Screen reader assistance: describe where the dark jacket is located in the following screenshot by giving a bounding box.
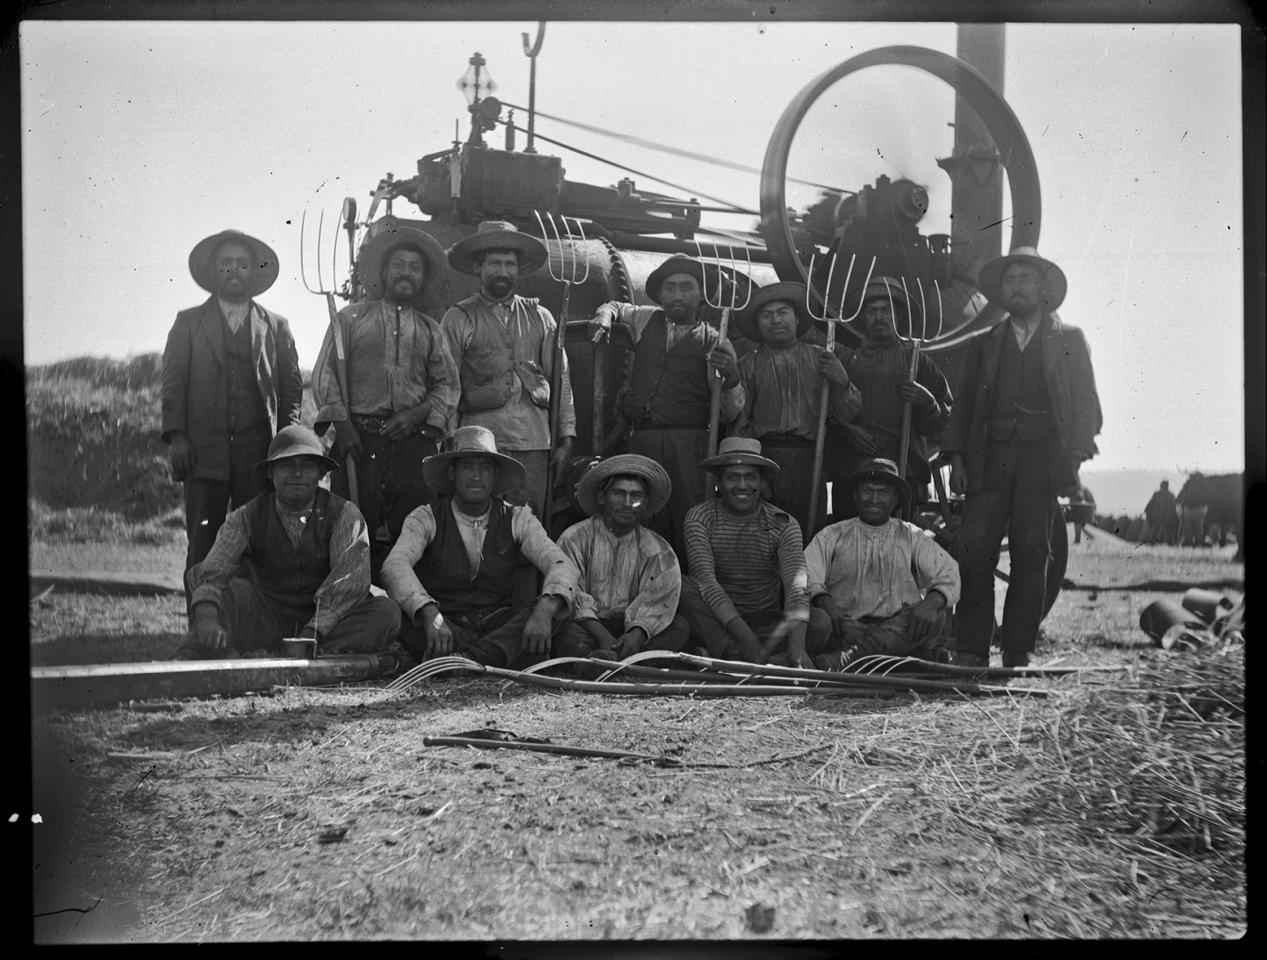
[161,297,303,481]
[941,313,1101,496]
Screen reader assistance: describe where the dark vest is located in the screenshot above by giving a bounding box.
[414,496,522,616]
[245,488,345,625]
[988,326,1052,442]
[622,312,714,428]
[224,313,269,434]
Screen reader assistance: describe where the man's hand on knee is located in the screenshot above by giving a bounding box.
[190,602,229,654]
[909,592,947,644]
[524,596,565,656]
[419,603,454,658]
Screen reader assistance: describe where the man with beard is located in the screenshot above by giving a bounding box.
[677,438,836,668]
[381,426,580,668]
[442,221,575,517]
[313,224,460,572]
[943,247,1102,667]
[555,455,690,661]
[177,426,402,659]
[834,276,953,517]
[805,459,960,668]
[588,255,745,560]
[162,229,303,579]
[733,281,861,538]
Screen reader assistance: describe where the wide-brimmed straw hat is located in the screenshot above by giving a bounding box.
[254,425,339,480]
[840,457,910,507]
[446,220,548,277]
[421,425,527,496]
[188,229,280,297]
[356,222,450,313]
[977,245,1067,312]
[697,437,780,476]
[644,255,720,305]
[574,454,672,520]
[735,281,813,343]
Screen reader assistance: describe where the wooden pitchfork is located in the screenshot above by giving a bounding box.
[695,239,752,498]
[804,251,875,534]
[892,275,945,511]
[533,210,591,520]
[300,206,359,506]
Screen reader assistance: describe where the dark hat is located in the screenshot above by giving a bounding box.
[736,281,813,343]
[421,425,527,496]
[574,454,672,520]
[697,437,780,476]
[189,229,280,297]
[254,425,339,480]
[977,245,1067,312]
[644,255,719,305]
[356,222,451,313]
[841,457,910,507]
[839,275,911,338]
[446,220,549,277]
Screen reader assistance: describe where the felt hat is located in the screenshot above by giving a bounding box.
[977,245,1068,312]
[421,425,527,496]
[735,281,813,343]
[644,255,719,305]
[355,223,450,313]
[840,457,911,507]
[188,229,280,297]
[574,454,672,520]
[835,275,912,337]
[445,220,548,276]
[697,437,780,476]
[254,425,339,480]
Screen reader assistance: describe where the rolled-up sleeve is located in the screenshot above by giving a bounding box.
[803,526,837,603]
[418,314,461,436]
[557,524,600,621]
[511,506,579,608]
[623,541,681,639]
[381,505,440,622]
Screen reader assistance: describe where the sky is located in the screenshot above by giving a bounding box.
[18,17,1247,475]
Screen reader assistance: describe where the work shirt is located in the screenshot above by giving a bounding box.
[736,341,861,439]
[188,493,372,639]
[804,517,960,620]
[218,298,250,335]
[683,498,811,625]
[557,515,681,639]
[441,293,576,451]
[381,498,579,623]
[313,299,459,433]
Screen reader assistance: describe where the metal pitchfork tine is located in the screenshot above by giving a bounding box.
[893,275,944,508]
[695,239,752,493]
[301,208,359,506]
[804,251,875,534]
[533,210,591,522]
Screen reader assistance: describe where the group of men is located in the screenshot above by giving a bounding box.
[163,221,1101,671]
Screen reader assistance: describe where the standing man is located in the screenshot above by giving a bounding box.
[442,221,575,517]
[162,229,303,580]
[733,281,861,538]
[1144,479,1179,545]
[805,459,960,668]
[678,438,836,668]
[588,255,745,559]
[555,454,690,661]
[943,247,1102,668]
[1070,483,1096,545]
[178,426,401,659]
[380,426,579,668]
[835,276,953,517]
[313,224,460,570]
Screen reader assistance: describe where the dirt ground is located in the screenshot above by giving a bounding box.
[28,538,1245,942]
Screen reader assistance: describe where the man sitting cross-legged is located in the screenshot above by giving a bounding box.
[804,458,960,669]
[555,454,691,662]
[381,426,579,668]
[677,437,836,668]
[178,425,402,659]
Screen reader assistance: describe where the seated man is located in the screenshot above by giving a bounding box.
[555,454,690,661]
[381,425,579,668]
[805,458,960,668]
[179,425,402,659]
[678,437,836,668]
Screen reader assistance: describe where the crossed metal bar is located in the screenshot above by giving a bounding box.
[889,275,945,485]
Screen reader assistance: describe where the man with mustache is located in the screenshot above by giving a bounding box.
[943,247,1102,668]
[733,281,861,538]
[162,229,303,585]
[441,221,575,518]
[177,426,402,659]
[381,426,580,667]
[313,224,460,574]
[677,438,836,668]
[588,255,745,560]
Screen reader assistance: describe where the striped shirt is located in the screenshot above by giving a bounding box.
[683,498,811,625]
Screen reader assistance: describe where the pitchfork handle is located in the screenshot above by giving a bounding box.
[706,308,731,461]
[544,283,570,520]
[896,341,921,518]
[323,293,359,507]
